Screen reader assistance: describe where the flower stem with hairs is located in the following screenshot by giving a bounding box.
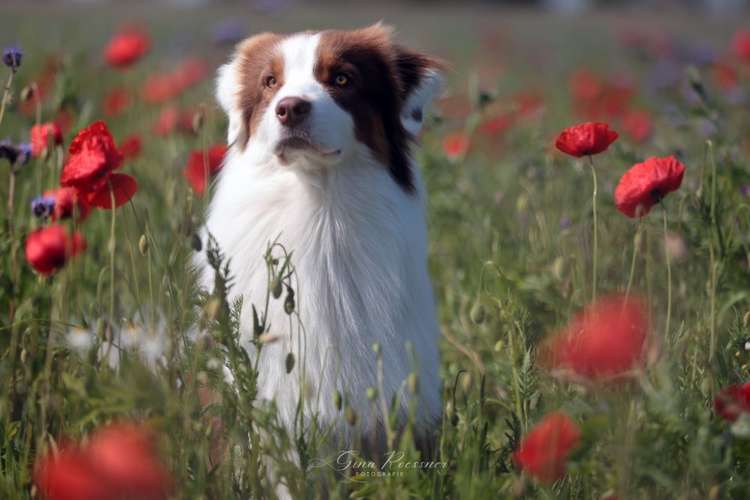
[587,155,598,301]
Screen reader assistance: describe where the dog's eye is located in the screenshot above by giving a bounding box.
[334,73,350,87]
[264,75,278,88]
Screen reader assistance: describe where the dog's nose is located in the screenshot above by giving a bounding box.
[275,97,311,127]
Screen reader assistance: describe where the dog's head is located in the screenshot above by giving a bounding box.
[216,24,443,192]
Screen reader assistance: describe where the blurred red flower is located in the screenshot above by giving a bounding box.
[30,122,63,157]
[25,225,86,276]
[183,144,228,195]
[621,109,652,144]
[35,422,173,500]
[514,412,581,484]
[19,56,61,117]
[43,187,90,222]
[541,294,650,381]
[442,132,470,159]
[119,134,142,160]
[555,122,618,158]
[614,156,685,218]
[104,26,150,68]
[570,69,603,103]
[142,58,209,104]
[103,87,130,116]
[731,29,750,62]
[713,62,739,92]
[714,382,750,422]
[479,113,514,137]
[60,121,137,209]
[154,106,179,136]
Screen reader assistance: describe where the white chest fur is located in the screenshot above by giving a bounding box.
[197,149,441,444]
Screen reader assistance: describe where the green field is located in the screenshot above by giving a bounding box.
[2,2,750,499]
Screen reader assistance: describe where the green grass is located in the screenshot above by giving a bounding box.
[2,3,750,499]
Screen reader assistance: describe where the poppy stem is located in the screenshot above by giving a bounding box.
[624,216,643,301]
[0,70,15,128]
[108,182,116,338]
[587,155,598,301]
[662,204,672,342]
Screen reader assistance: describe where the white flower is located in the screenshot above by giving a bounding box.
[65,327,94,356]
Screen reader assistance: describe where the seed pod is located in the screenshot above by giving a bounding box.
[333,390,343,411]
[138,234,149,256]
[191,110,205,134]
[372,342,381,356]
[285,352,295,373]
[366,387,377,401]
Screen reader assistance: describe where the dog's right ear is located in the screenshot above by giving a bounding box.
[216,32,281,147]
[215,60,244,146]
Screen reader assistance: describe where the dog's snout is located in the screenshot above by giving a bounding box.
[275,97,311,127]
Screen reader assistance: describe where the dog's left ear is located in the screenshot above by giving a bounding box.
[394,47,444,136]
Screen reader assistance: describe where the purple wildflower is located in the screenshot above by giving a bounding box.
[2,46,22,71]
[31,195,55,218]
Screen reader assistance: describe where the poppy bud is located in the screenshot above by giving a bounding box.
[285,352,295,373]
[191,111,204,134]
[138,234,148,255]
[252,305,263,336]
[20,84,34,102]
[366,387,377,401]
[372,342,381,356]
[284,292,295,315]
[470,300,486,325]
[345,405,357,426]
[333,390,342,411]
[271,278,282,299]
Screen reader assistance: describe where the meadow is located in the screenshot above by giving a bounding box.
[2,2,750,498]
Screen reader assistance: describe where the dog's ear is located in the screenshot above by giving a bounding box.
[216,32,280,147]
[215,60,244,146]
[394,47,444,136]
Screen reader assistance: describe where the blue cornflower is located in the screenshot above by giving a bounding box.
[2,46,22,72]
[31,195,55,218]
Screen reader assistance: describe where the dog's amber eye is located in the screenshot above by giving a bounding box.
[334,73,349,87]
[264,75,277,88]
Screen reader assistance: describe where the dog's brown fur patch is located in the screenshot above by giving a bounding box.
[236,32,286,146]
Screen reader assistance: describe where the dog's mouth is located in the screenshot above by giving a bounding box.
[274,135,341,164]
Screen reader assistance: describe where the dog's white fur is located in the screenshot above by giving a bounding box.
[197,32,443,447]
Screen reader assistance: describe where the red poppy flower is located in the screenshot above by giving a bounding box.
[514,412,581,484]
[442,132,470,159]
[714,382,750,422]
[622,109,652,144]
[30,122,63,157]
[34,422,173,500]
[25,225,86,276]
[614,156,685,218]
[731,29,750,62]
[60,121,137,209]
[104,27,150,68]
[183,144,228,195]
[43,187,90,221]
[119,134,142,160]
[555,122,618,158]
[103,87,130,116]
[541,294,650,381]
[514,91,544,118]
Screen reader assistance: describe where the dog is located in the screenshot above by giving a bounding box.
[197,23,443,458]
